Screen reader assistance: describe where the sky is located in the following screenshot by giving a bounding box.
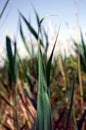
[0,0,86,65]
[0,0,86,40]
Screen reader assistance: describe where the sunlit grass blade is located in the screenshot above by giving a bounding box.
[66,72,76,130]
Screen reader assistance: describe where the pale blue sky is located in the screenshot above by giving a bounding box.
[0,0,86,44]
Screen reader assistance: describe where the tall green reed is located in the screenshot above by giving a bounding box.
[36,17,60,130]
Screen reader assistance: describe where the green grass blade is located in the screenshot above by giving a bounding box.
[73,107,78,130]
[19,12,38,39]
[80,31,86,67]
[33,7,40,27]
[6,36,13,67]
[13,40,18,85]
[17,52,34,90]
[6,36,18,87]
[36,19,52,130]
[31,44,35,57]
[78,109,86,130]
[6,36,14,86]
[19,12,44,47]
[80,31,86,56]
[25,71,34,91]
[19,19,32,57]
[24,83,33,99]
[0,0,10,19]
[73,31,86,71]
[33,8,44,42]
[43,28,49,53]
[46,26,60,87]
[66,72,76,130]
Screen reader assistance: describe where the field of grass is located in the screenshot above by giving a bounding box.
[0,3,86,130]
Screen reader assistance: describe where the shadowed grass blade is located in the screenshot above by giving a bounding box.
[33,7,40,27]
[66,72,76,130]
[0,0,10,19]
[19,12,44,47]
[0,76,8,92]
[54,108,65,130]
[80,31,86,67]
[19,19,32,58]
[0,93,14,109]
[6,36,13,67]
[1,122,12,130]
[46,26,60,88]
[6,36,18,87]
[78,109,86,130]
[6,36,14,87]
[17,52,34,91]
[81,31,86,57]
[43,28,49,53]
[73,31,86,71]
